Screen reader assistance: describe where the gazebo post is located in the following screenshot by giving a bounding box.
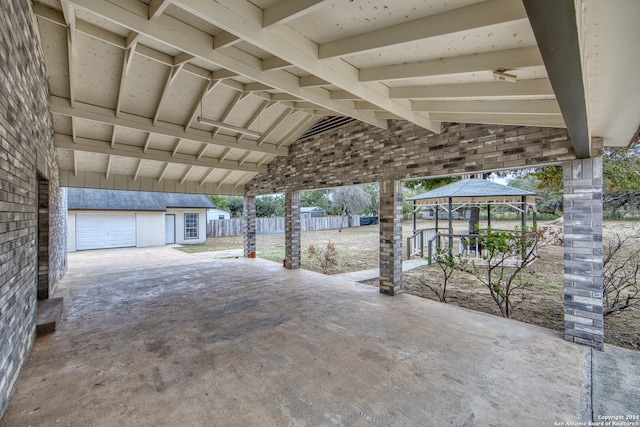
[435,206,439,232]
[448,197,453,250]
[487,203,491,228]
[412,200,416,233]
[521,196,527,229]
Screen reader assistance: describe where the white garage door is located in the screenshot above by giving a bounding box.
[76,213,136,250]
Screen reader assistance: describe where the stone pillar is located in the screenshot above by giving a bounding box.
[243,195,256,257]
[285,191,301,269]
[379,179,403,295]
[563,156,604,350]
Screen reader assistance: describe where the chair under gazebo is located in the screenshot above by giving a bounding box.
[406,179,539,265]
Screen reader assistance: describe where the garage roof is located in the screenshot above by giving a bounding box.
[32,0,640,194]
[67,188,216,211]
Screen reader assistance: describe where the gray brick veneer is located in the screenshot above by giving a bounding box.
[563,156,604,350]
[243,196,256,257]
[1,0,68,416]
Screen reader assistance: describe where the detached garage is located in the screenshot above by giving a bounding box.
[67,188,216,252]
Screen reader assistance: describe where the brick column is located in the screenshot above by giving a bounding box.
[243,195,256,257]
[285,191,301,269]
[379,179,403,295]
[563,156,604,350]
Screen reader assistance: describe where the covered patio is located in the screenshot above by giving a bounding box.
[0,247,607,425]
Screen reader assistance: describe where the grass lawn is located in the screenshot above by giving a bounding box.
[176,219,639,350]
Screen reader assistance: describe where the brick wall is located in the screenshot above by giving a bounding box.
[247,120,576,195]
[0,0,67,416]
[563,157,604,350]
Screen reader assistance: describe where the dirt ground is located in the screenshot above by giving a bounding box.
[178,220,639,350]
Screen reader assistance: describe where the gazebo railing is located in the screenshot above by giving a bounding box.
[420,231,536,267]
[406,228,438,259]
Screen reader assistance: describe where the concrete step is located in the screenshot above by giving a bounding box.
[36,297,64,336]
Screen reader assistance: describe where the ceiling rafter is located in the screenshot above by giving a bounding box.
[235,172,256,189]
[236,99,269,143]
[50,96,288,156]
[154,62,186,126]
[213,31,240,49]
[72,149,78,176]
[179,165,194,184]
[208,90,244,138]
[389,79,554,99]
[262,56,291,71]
[171,139,183,157]
[66,0,387,129]
[359,46,544,83]
[115,34,139,117]
[148,0,171,20]
[143,133,152,153]
[216,170,235,186]
[411,99,561,115]
[256,154,272,168]
[157,163,170,183]
[133,159,144,181]
[318,0,527,59]
[262,0,326,29]
[237,151,252,166]
[428,113,565,128]
[276,113,315,149]
[105,155,113,179]
[329,90,358,101]
[219,147,234,162]
[111,126,117,148]
[199,167,216,186]
[173,0,437,131]
[186,79,222,131]
[70,116,77,142]
[257,108,293,146]
[60,1,77,107]
[54,134,269,174]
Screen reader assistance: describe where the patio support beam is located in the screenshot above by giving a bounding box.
[562,155,604,350]
[379,179,403,295]
[284,191,301,269]
[243,195,256,257]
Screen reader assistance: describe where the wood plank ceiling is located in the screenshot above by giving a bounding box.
[31,0,640,195]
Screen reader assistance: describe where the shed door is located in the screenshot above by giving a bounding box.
[165,214,175,244]
[76,213,136,250]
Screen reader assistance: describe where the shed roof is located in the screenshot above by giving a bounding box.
[67,188,216,211]
[301,207,325,213]
[408,179,538,206]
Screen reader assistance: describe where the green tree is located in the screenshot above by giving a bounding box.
[300,189,332,212]
[256,194,285,218]
[227,196,244,218]
[209,195,244,217]
[509,172,563,216]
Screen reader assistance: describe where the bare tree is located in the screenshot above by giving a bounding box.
[331,186,370,231]
[603,227,640,316]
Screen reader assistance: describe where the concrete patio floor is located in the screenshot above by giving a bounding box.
[1,246,636,426]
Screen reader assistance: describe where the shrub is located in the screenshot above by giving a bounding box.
[308,241,339,274]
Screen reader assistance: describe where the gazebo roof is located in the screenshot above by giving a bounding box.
[408,179,538,206]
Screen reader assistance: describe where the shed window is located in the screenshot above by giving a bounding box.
[185,213,198,239]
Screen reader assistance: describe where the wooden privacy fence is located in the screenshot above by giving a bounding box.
[207,215,361,237]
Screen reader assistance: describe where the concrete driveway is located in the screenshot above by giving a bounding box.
[1,246,635,426]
